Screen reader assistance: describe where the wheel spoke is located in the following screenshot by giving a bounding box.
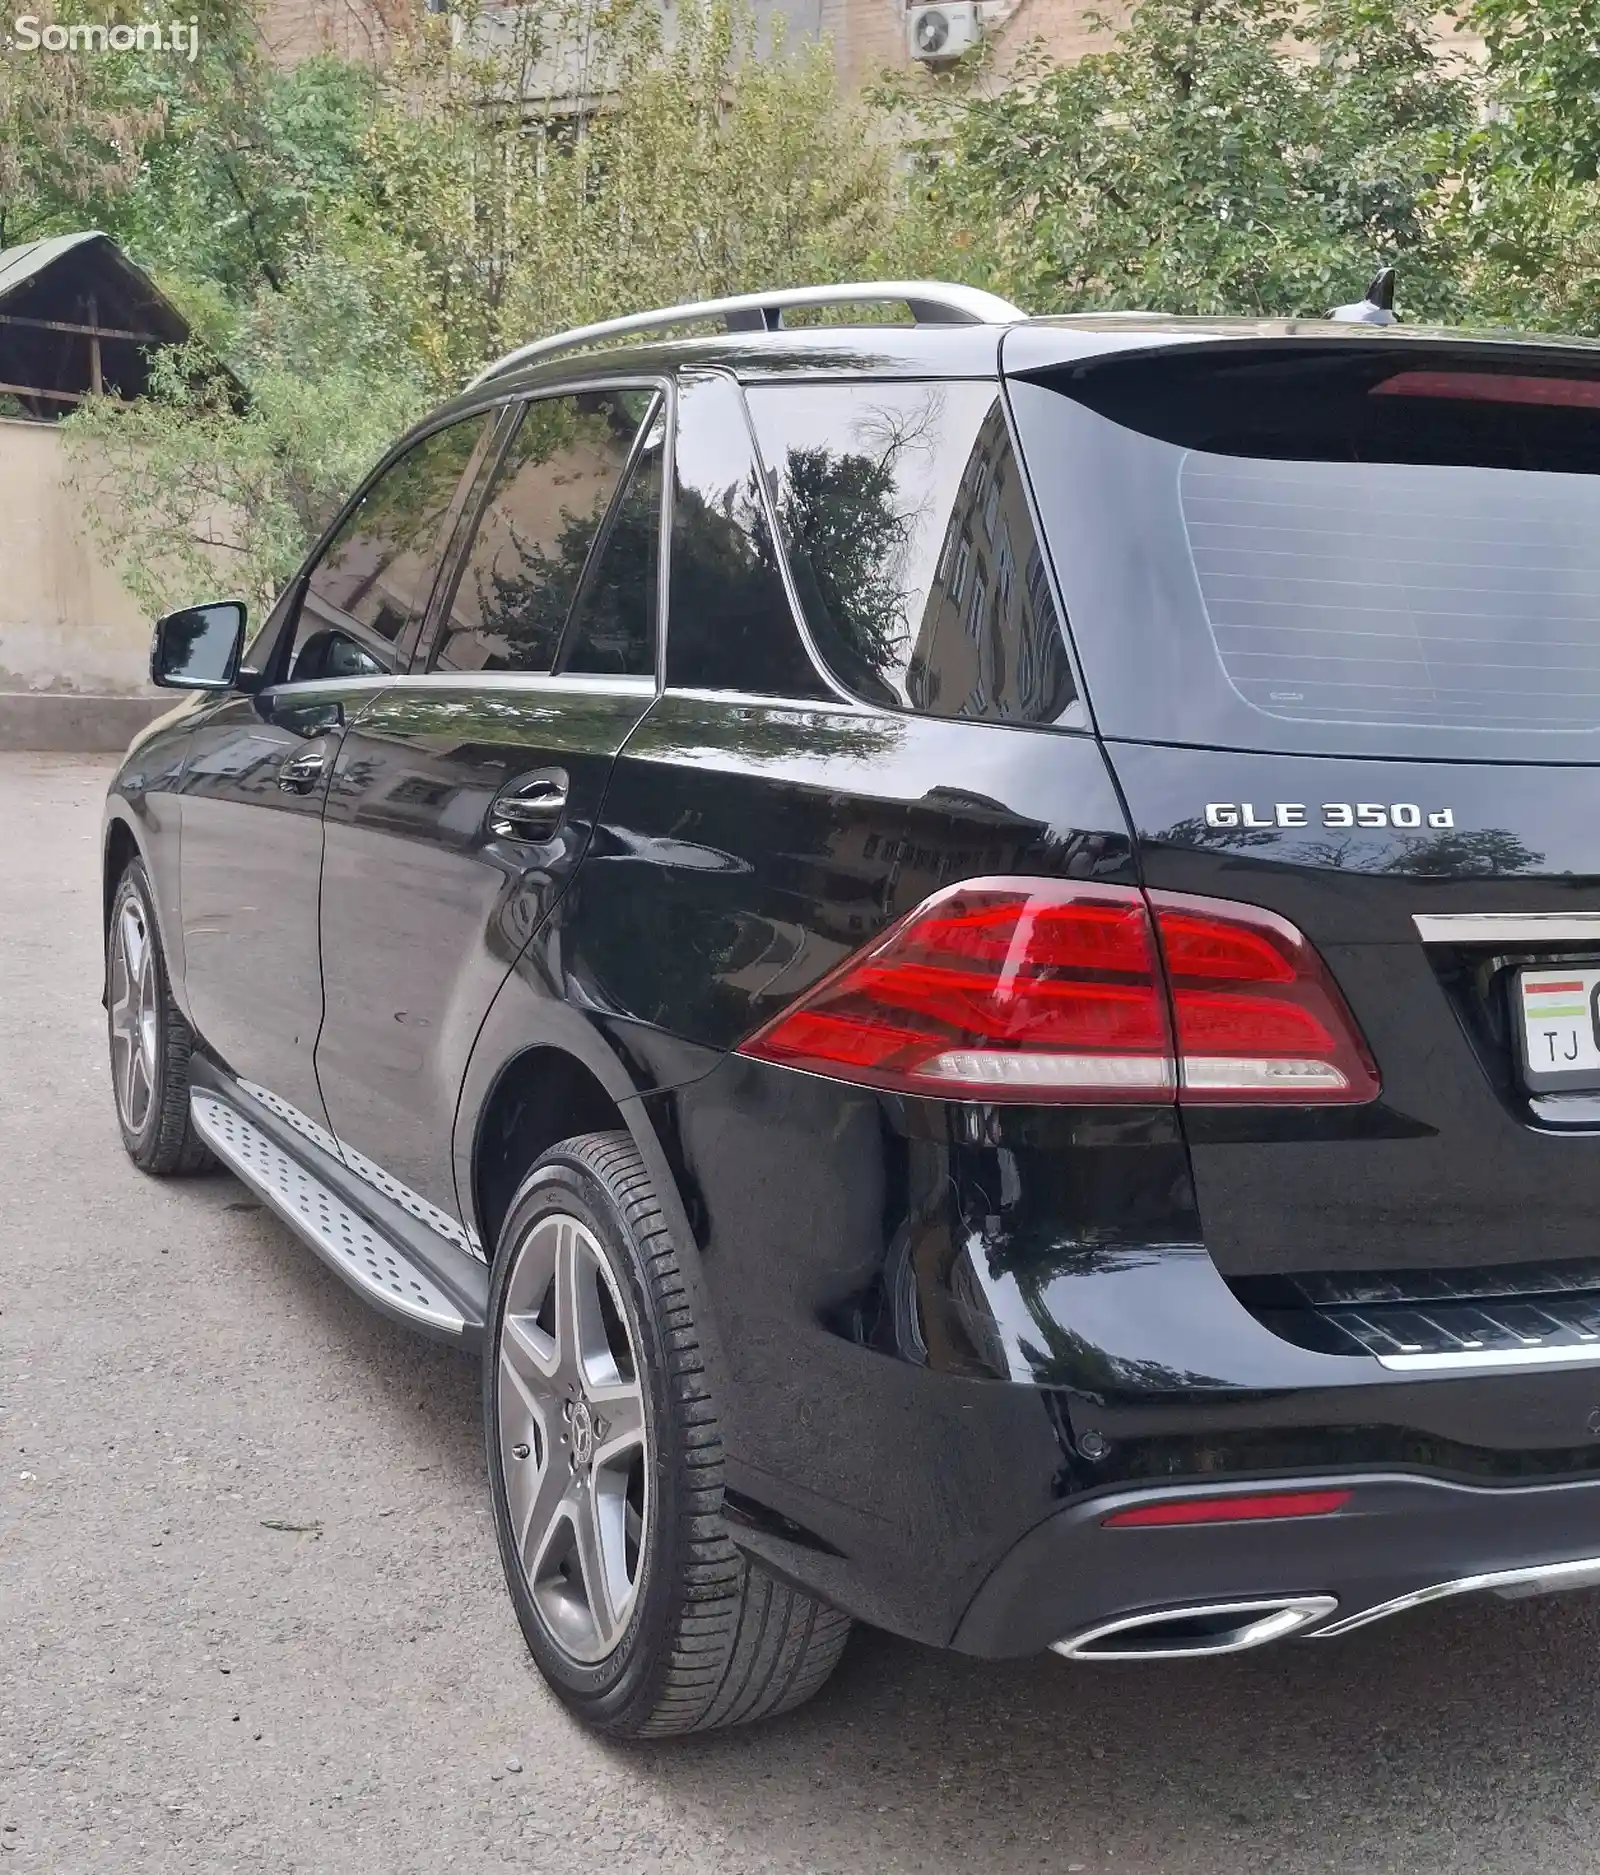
[517,1437,574,1580]
[588,1380,645,1470]
[125,1040,149,1129]
[501,1308,560,1386]
[552,1223,589,1388]
[574,1484,622,1652]
[118,904,146,985]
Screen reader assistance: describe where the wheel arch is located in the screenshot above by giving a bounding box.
[102,812,142,938]
[454,986,730,1395]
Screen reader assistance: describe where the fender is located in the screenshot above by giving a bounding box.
[452,943,731,1397]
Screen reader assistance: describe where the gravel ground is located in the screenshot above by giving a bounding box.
[8,750,1600,1875]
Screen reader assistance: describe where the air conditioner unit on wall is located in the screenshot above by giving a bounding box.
[907,2,982,63]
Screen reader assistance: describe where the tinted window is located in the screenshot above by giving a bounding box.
[432,389,652,675]
[746,382,1079,724]
[561,402,663,678]
[1012,343,1600,759]
[665,373,830,699]
[289,414,492,681]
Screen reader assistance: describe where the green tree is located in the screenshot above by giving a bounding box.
[63,0,920,612]
[895,0,1475,320]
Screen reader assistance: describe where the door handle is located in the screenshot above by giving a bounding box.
[277,745,331,795]
[488,769,569,842]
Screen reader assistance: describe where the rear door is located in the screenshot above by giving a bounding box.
[1007,333,1600,1287]
[312,382,666,1234]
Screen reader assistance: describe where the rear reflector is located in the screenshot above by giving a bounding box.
[737,877,1379,1106]
[1102,1490,1353,1528]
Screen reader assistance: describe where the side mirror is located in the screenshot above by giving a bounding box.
[151,600,247,691]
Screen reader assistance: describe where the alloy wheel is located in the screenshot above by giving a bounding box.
[495,1212,650,1665]
[109,895,158,1137]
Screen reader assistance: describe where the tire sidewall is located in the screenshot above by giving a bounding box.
[108,862,169,1164]
[483,1148,689,1729]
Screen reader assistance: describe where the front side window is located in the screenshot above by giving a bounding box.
[288,414,493,682]
[746,381,1080,725]
[431,388,654,675]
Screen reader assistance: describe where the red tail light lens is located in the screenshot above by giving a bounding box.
[740,882,1175,1100]
[737,877,1379,1106]
[1150,890,1380,1105]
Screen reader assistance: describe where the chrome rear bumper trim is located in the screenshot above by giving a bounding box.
[1377,1342,1600,1372]
[1316,1554,1600,1637]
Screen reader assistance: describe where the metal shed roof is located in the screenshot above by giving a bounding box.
[0,229,194,421]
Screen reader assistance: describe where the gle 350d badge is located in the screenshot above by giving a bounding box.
[1204,802,1456,830]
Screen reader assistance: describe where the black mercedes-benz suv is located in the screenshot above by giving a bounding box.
[103,280,1600,1735]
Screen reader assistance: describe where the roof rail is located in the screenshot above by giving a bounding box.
[465,280,1026,389]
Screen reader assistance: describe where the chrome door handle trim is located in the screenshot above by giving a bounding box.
[1413,913,1600,944]
[488,771,569,842]
[277,748,330,794]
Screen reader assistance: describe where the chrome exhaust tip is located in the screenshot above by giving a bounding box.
[1052,1595,1339,1662]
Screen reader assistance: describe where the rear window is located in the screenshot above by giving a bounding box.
[1009,342,1600,759]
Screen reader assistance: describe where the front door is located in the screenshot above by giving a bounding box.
[175,411,497,1127]
[313,384,665,1232]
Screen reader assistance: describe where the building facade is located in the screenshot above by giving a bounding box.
[254,0,1121,80]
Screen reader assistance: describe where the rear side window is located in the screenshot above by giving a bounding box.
[1010,343,1600,759]
[290,413,493,679]
[665,373,830,699]
[560,402,664,678]
[746,381,1080,725]
[432,388,653,675]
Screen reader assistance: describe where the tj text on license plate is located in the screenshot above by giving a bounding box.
[1519,969,1600,1092]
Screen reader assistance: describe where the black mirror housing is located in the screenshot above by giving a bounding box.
[151,601,248,691]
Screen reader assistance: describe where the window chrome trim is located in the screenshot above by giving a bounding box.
[1413,913,1600,945]
[370,671,657,698]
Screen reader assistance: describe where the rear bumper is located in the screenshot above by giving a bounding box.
[953,1472,1600,1657]
[650,1050,1600,1651]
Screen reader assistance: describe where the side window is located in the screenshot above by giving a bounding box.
[288,414,493,683]
[745,382,1080,725]
[431,389,654,675]
[560,401,664,678]
[664,373,831,698]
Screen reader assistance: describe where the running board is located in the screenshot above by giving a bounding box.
[191,1090,468,1338]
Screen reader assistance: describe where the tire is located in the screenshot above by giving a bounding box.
[484,1130,851,1737]
[106,858,213,1176]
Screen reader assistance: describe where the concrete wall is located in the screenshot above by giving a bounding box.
[0,419,156,696]
[0,419,172,749]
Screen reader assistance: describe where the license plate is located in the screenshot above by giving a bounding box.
[1518,968,1600,1091]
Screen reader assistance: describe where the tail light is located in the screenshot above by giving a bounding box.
[737,877,1378,1106]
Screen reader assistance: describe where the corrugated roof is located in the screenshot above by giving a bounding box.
[0,229,115,305]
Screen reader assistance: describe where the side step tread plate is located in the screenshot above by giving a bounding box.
[190,1090,466,1337]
